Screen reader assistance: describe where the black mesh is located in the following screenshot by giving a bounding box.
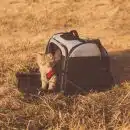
[60,32,79,40]
[65,57,113,93]
[60,32,85,43]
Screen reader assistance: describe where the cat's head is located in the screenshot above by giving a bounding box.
[37,52,55,67]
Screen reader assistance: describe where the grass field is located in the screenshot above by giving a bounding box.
[0,0,130,129]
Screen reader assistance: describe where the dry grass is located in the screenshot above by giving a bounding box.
[0,0,130,129]
[0,84,130,129]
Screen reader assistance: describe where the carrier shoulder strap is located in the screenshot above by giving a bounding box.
[70,30,79,38]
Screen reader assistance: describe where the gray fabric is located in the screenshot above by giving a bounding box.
[52,33,82,51]
[50,34,101,57]
[49,38,66,56]
[70,44,101,57]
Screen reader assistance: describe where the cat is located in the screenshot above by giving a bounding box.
[36,52,57,91]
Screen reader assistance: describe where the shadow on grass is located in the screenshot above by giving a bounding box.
[110,49,130,85]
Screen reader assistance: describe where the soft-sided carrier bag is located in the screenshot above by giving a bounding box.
[16,30,114,95]
[45,30,114,94]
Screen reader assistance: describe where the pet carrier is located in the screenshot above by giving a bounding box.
[45,30,114,94]
[16,30,114,95]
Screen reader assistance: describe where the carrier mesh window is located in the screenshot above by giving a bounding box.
[70,43,101,57]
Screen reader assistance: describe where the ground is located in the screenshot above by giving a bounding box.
[0,0,130,129]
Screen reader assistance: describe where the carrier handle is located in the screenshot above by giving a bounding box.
[70,30,79,38]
